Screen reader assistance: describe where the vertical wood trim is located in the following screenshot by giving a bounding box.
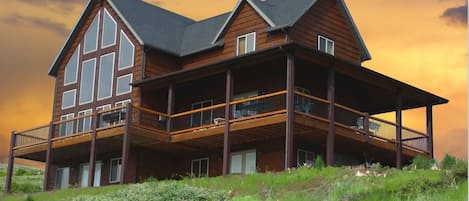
[5,131,16,194]
[285,54,295,170]
[426,105,434,158]
[166,84,174,132]
[88,112,99,187]
[396,93,403,169]
[43,122,54,191]
[120,103,132,184]
[326,69,335,166]
[223,69,233,176]
[364,113,370,142]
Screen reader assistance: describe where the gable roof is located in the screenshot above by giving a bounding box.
[48,0,371,76]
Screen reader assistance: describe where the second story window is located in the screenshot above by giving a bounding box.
[64,46,79,86]
[84,12,100,54]
[79,59,96,105]
[62,89,76,109]
[118,31,135,70]
[236,32,256,56]
[98,53,115,100]
[318,35,334,55]
[102,9,117,48]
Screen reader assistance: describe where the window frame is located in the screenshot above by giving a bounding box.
[61,89,77,110]
[64,45,80,86]
[77,109,93,133]
[79,161,102,188]
[191,157,209,177]
[297,149,315,167]
[101,8,117,48]
[116,74,133,96]
[55,167,70,190]
[59,113,75,137]
[109,157,122,183]
[190,100,213,127]
[317,35,335,55]
[79,58,97,105]
[118,31,135,70]
[236,32,256,56]
[233,91,259,118]
[230,149,257,175]
[83,11,101,54]
[97,104,112,128]
[97,52,115,101]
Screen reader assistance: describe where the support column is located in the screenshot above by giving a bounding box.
[395,93,403,169]
[326,69,335,166]
[120,103,133,184]
[166,84,174,132]
[222,69,233,176]
[426,105,434,158]
[88,112,99,187]
[5,131,16,194]
[285,54,295,170]
[43,122,54,191]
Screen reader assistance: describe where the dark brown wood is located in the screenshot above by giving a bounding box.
[222,69,233,176]
[395,93,403,169]
[426,105,434,158]
[364,113,370,142]
[120,103,133,184]
[88,111,99,187]
[43,122,54,191]
[166,84,174,132]
[285,54,295,170]
[326,69,335,166]
[5,131,16,194]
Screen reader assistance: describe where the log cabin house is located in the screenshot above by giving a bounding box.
[4,0,448,192]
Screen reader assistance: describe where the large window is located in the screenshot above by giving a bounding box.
[116,74,132,96]
[97,104,111,127]
[236,32,256,56]
[118,31,135,70]
[62,89,76,109]
[77,109,92,133]
[230,150,256,174]
[191,158,209,177]
[84,12,100,54]
[102,9,117,48]
[79,59,96,104]
[55,167,70,190]
[59,113,75,137]
[98,53,115,100]
[109,158,122,183]
[297,149,314,167]
[294,86,313,114]
[233,91,258,118]
[79,162,102,188]
[318,35,334,55]
[64,46,79,85]
[190,100,213,127]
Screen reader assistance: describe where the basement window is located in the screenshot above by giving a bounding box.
[109,157,122,183]
[236,32,256,56]
[55,167,70,190]
[318,35,334,55]
[297,149,314,167]
[230,150,256,174]
[191,158,209,177]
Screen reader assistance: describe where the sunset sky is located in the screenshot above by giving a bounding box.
[0,0,466,166]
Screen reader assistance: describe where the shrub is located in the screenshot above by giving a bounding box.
[15,168,27,176]
[440,154,457,170]
[11,182,41,193]
[314,155,324,170]
[412,155,434,170]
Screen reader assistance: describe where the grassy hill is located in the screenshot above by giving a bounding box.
[0,163,44,198]
[0,155,467,201]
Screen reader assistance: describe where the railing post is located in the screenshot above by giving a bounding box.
[43,122,54,191]
[426,105,434,158]
[88,111,99,187]
[395,93,403,169]
[166,83,174,132]
[364,113,370,142]
[223,69,233,176]
[285,53,295,170]
[120,103,133,184]
[5,131,16,194]
[326,69,335,166]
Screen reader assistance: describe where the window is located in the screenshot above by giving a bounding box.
[230,150,256,174]
[294,86,313,114]
[84,12,100,54]
[118,31,135,70]
[190,100,213,127]
[233,91,258,118]
[236,32,256,56]
[191,158,209,177]
[297,149,314,167]
[97,105,111,127]
[55,167,70,190]
[64,46,79,85]
[116,74,132,96]
[102,9,117,48]
[59,114,75,136]
[79,161,102,188]
[115,100,131,124]
[77,109,92,133]
[115,99,131,108]
[109,158,122,183]
[98,53,115,100]
[318,35,334,55]
[62,90,76,109]
[79,59,96,104]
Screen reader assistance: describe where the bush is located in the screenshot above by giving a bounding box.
[11,182,41,193]
[15,168,27,176]
[440,154,457,170]
[412,155,434,170]
[314,155,324,170]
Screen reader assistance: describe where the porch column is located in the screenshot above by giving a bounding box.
[120,103,133,184]
[166,84,175,132]
[43,122,54,191]
[326,69,335,166]
[223,69,233,176]
[285,54,295,170]
[88,112,99,187]
[395,93,403,168]
[426,105,434,158]
[5,131,16,194]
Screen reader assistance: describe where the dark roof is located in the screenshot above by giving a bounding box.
[48,0,371,76]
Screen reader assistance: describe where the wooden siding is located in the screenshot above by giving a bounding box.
[289,0,361,64]
[145,50,181,78]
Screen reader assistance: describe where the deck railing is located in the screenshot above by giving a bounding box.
[14,125,49,148]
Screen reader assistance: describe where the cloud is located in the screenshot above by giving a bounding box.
[0,14,68,36]
[441,3,468,26]
[18,0,85,8]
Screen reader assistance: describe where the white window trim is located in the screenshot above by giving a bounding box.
[190,100,213,127]
[115,99,131,107]
[317,35,335,55]
[236,32,256,56]
[64,45,80,86]
[116,74,133,96]
[79,58,96,105]
[101,8,118,49]
[109,157,122,183]
[97,52,115,101]
[191,157,209,177]
[79,161,102,187]
[297,149,314,167]
[55,167,70,189]
[62,89,77,110]
[77,109,93,133]
[118,31,135,70]
[83,11,101,55]
[230,149,256,174]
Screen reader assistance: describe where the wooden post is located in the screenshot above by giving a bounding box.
[326,69,335,166]
[5,131,16,194]
[285,54,295,170]
[88,112,99,187]
[120,103,133,184]
[395,93,403,169]
[222,69,233,176]
[166,84,174,132]
[426,105,434,158]
[43,122,54,191]
[364,113,370,142]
